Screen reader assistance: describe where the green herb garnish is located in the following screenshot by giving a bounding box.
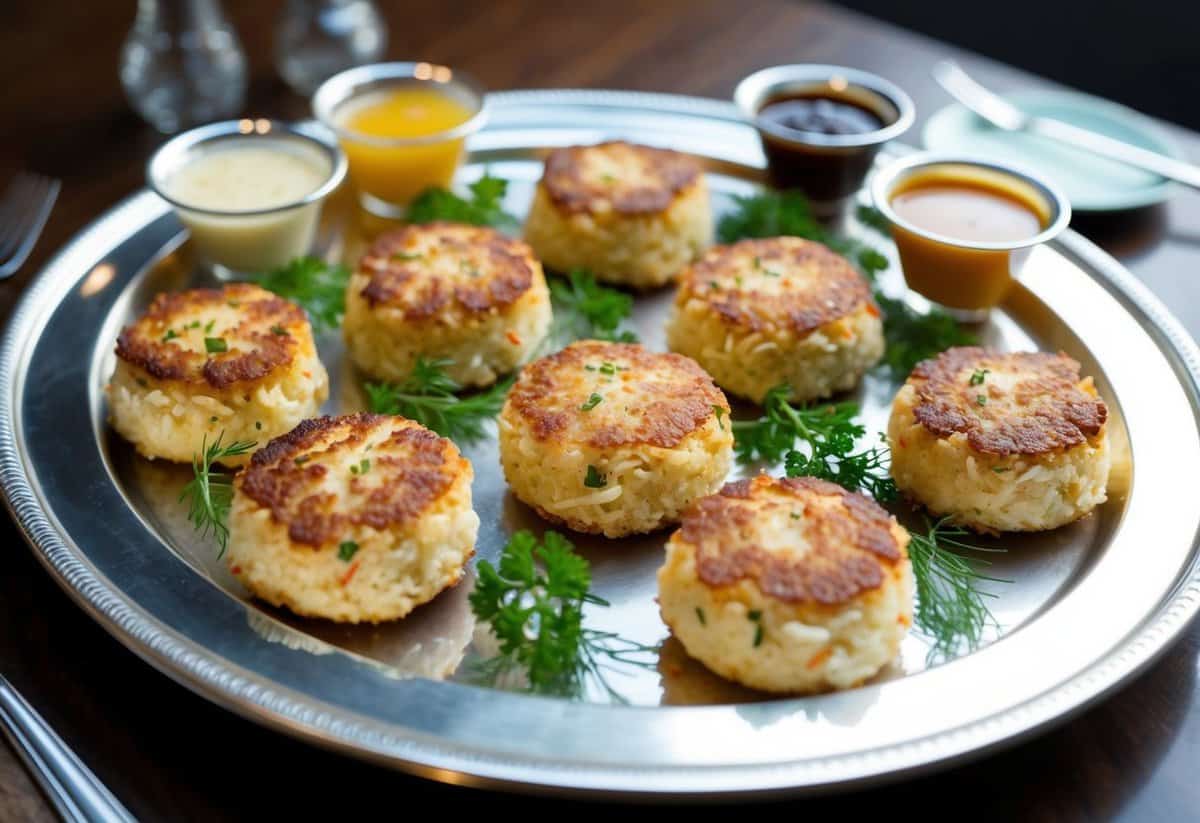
[338,541,359,562]
[204,337,227,353]
[162,329,179,342]
[732,386,897,501]
[270,324,289,336]
[713,406,726,430]
[583,465,607,488]
[407,173,519,232]
[545,269,638,350]
[908,517,1006,662]
[696,607,707,626]
[364,358,511,446]
[875,292,977,378]
[970,368,990,386]
[350,458,370,475]
[469,530,658,700]
[580,393,603,411]
[976,395,988,406]
[855,204,892,234]
[256,256,350,333]
[179,433,256,557]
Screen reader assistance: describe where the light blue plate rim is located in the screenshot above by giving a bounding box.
[922,88,1185,212]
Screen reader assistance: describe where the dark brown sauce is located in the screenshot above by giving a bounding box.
[759,94,885,137]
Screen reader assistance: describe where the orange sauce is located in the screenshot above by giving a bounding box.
[336,86,475,206]
[888,167,1050,311]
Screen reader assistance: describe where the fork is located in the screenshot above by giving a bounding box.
[0,172,60,279]
[0,673,136,822]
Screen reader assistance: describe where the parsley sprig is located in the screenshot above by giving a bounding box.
[407,174,520,233]
[180,433,256,556]
[907,517,1006,662]
[875,292,977,378]
[717,190,889,282]
[732,386,896,501]
[469,530,658,701]
[256,256,350,333]
[545,269,639,350]
[363,358,511,445]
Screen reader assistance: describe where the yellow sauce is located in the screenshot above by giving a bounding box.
[335,86,475,206]
[887,166,1050,311]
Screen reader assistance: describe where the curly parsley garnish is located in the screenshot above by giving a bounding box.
[875,292,977,378]
[407,173,520,233]
[256,256,350,333]
[732,385,896,501]
[545,268,639,351]
[469,530,658,700]
[180,433,256,556]
[363,357,511,446]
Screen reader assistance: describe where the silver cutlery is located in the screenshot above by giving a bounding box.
[0,674,137,822]
[0,172,60,279]
[933,60,1200,191]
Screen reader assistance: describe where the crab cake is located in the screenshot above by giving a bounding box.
[666,237,884,404]
[227,413,478,623]
[343,221,551,387]
[658,475,913,694]
[889,347,1110,533]
[108,283,328,466]
[523,141,712,288]
[498,340,732,538]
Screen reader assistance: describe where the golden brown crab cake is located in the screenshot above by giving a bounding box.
[666,237,884,404]
[227,413,478,623]
[498,340,733,538]
[658,475,913,694]
[342,221,551,387]
[523,141,712,288]
[888,347,1110,533]
[108,283,328,466]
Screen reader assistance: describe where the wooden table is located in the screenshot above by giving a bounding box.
[2,1,1197,818]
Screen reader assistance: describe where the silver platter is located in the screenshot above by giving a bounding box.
[3,90,1200,797]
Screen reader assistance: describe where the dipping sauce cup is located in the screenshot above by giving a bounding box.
[871,153,1071,321]
[312,62,487,217]
[735,64,914,215]
[148,119,347,274]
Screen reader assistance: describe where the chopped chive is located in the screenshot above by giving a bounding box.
[748,610,762,621]
[580,393,603,411]
[338,540,359,562]
[584,464,607,488]
[350,458,371,476]
[270,324,289,336]
[790,511,802,519]
[162,329,179,342]
[753,624,764,647]
[712,405,726,430]
[695,607,707,626]
[992,466,1011,474]
[970,368,990,386]
[204,319,215,334]
[708,280,720,290]
[294,456,310,466]
[976,394,987,406]
[204,337,227,353]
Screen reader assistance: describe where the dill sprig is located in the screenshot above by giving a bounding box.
[545,268,639,350]
[363,357,511,445]
[732,386,896,500]
[875,292,978,378]
[179,433,256,557]
[717,189,889,282]
[407,173,520,233]
[907,517,1006,662]
[256,256,350,333]
[469,530,658,701]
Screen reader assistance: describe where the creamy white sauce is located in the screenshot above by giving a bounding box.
[162,139,334,273]
[166,143,328,212]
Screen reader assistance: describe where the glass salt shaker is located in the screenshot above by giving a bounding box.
[119,0,248,134]
[274,0,387,96]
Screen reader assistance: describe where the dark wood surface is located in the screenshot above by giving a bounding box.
[3,1,1198,819]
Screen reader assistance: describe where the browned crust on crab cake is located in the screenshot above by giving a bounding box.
[675,237,877,336]
[236,413,467,547]
[356,221,538,319]
[908,347,1108,456]
[539,141,703,216]
[680,475,904,606]
[114,283,309,390]
[505,340,730,449]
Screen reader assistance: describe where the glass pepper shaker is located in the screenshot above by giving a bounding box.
[119,0,248,134]
[274,0,388,96]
